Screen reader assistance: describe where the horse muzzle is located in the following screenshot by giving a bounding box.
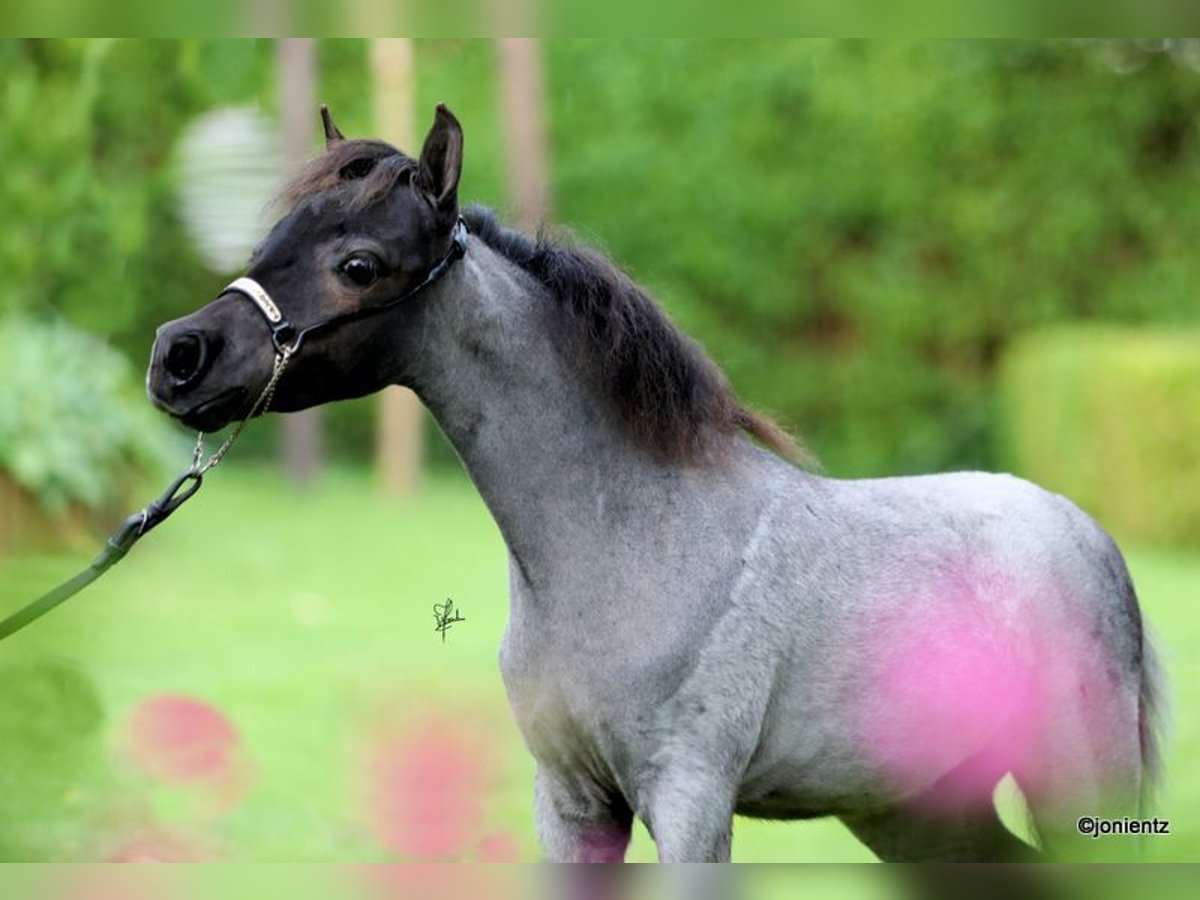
[147,321,246,430]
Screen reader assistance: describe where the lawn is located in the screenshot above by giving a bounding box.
[0,464,1196,863]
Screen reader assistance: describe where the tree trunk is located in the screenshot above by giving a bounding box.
[371,39,425,498]
[497,39,551,233]
[277,38,324,486]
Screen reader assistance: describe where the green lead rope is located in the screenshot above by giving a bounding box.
[0,348,291,643]
[0,468,202,641]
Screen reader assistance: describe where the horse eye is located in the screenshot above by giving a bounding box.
[338,157,376,180]
[341,254,380,287]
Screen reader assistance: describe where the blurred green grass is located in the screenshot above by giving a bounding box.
[0,464,1196,861]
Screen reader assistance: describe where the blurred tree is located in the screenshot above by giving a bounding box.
[277,38,325,485]
[370,38,425,498]
[497,39,551,233]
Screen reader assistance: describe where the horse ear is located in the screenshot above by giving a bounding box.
[319,105,345,147]
[418,103,463,210]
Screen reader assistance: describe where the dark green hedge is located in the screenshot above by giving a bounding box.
[1000,328,1200,547]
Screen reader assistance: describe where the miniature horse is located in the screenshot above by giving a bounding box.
[148,104,1163,862]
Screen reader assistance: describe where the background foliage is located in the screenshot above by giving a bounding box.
[1001,327,1200,547]
[0,40,273,352]
[536,40,1200,475]
[3,40,1199,478]
[0,317,179,515]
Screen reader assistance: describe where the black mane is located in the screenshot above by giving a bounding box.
[463,206,804,466]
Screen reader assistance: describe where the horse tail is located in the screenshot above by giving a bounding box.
[1137,624,1168,817]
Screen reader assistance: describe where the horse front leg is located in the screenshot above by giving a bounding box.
[640,763,735,862]
[534,767,633,862]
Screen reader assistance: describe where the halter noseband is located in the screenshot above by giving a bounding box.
[222,216,469,357]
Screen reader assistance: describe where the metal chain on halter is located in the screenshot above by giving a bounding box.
[0,347,293,642]
[190,347,292,477]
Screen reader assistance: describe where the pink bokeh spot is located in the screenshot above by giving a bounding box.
[368,717,491,858]
[126,695,238,784]
[358,864,500,900]
[476,831,521,862]
[50,867,181,900]
[861,601,1034,802]
[853,557,1104,808]
[106,829,210,862]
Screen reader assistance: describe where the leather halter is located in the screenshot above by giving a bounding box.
[222,216,469,356]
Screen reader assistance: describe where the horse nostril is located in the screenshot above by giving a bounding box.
[164,332,207,387]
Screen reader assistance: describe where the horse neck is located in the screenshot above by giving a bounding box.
[397,241,669,583]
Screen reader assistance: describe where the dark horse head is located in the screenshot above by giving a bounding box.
[147,104,464,432]
[150,102,801,466]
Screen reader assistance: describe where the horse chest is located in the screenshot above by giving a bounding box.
[500,625,625,732]
[498,609,678,795]
[498,648,629,790]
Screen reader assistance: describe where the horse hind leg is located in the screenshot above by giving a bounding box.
[841,801,1036,863]
[841,761,1070,900]
[1016,519,1168,861]
[840,748,1040,863]
[1013,663,1146,861]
